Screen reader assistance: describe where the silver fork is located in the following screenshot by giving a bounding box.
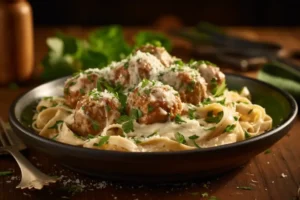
[0,118,57,189]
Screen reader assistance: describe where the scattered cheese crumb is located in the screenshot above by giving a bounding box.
[281,173,288,178]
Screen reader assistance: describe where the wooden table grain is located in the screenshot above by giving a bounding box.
[0,27,300,200]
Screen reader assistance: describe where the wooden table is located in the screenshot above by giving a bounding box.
[0,27,300,200]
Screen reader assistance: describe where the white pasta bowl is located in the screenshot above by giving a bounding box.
[9,73,298,182]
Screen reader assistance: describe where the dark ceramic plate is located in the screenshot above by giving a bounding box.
[9,74,298,183]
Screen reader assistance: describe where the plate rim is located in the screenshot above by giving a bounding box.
[9,73,298,157]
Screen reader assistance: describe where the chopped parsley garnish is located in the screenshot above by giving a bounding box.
[133,138,142,144]
[204,126,216,131]
[144,88,151,95]
[189,135,201,148]
[91,120,100,131]
[202,192,209,197]
[39,106,47,112]
[211,78,226,97]
[188,135,199,140]
[244,130,251,139]
[124,61,129,69]
[87,134,95,139]
[264,149,271,154]
[64,88,69,95]
[224,124,236,133]
[87,74,93,82]
[248,109,253,114]
[81,106,85,111]
[148,105,154,113]
[122,120,134,133]
[0,171,13,176]
[93,136,110,147]
[43,96,53,101]
[79,88,85,95]
[186,81,195,92]
[68,81,76,87]
[205,111,223,123]
[147,131,158,138]
[130,108,143,119]
[51,102,58,107]
[48,120,64,129]
[175,114,186,124]
[209,196,219,200]
[234,116,238,121]
[175,132,186,144]
[217,98,226,105]
[141,79,149,88]
[117,108,142,133]
[51,134,58,140]
[202,98,212,105]
[174,59,184,66]
[197,60,217,67]
[188,109,196,120]
[105,104,111,112]
[236,186,252,190]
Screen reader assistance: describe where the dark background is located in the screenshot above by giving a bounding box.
[29,0,300,26]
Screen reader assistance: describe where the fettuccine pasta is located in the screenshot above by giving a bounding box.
[32,45,272,152]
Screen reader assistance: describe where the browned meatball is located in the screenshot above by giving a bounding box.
[190,61,225,89]
[127,80,183,124]
[109,50,165,90]
[71,89,121,136]
[159,65,207,105]
[136,44,174,67]
[64,69,105,108]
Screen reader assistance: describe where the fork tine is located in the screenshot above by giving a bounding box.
[0,118,15,146]
[0,121,8,147]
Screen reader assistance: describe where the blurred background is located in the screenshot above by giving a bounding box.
[29,0,300,26]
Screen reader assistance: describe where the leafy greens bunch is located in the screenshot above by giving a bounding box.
[41,25,172,81]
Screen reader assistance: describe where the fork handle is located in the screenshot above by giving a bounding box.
[5,148,55,189]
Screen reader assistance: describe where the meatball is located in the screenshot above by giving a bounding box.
[190,61,225,89]
[136,44,174,67]
[71,89,121,136]
[159,65,207,105]
[110,50,165,90]
[64,69,108,108]
[127,80,183,124]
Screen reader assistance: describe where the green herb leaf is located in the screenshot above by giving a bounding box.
[234,116,239,121]
[211,78,226,97]
[122,120,134,133]
[147,131,158,138]
[188,109,196,119]
[236,186,252,190]
[0,171,13,176]
[117,115,132,124]
[175,132,186,144]
[202,98,212,105]
[175,114,186,124]
[148,105,154,113]
[244,130,251,139]
[188,135,199,140]
[93,136,110,147]
[51,134,58,140]
[205,111,223,123]
[87,134,95,139]
[91,120,100,131]
[224,124,236,133]
[39,106,48,112]
[130,108,143,119]
[264,149,271,154]
[202,192,209,197]
[48,120,64,129]
[141,79,149,88]
[204,126,216,131]
[79,88,85,95]
[209,196,219,200]
[134,31,172,51]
